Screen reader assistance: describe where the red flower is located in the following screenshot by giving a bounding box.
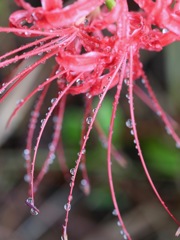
[0,0,180,239]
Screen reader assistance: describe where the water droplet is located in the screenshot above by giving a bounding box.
[70,168,75,175]
[24,174,30,182]
[124,78,129,85]
[123,234,128,240]
[30,208,39,216]
[76,78,83,86]
[82,149,86,154]
[165,126,171,135]
[86,92,92,99]
[51,98,57,104]
[112,209,118,216]
[16,99,24,105]
[117,221,121,226]
[55,70,60,75]
[120,230,124,235]
[176,142,180,149]
[37,85,44,91]
[156,111,162,116]
[125,94,129,99]
[86,117,92,125]
[26,197,33,205]
[23,149,30,160]
[130,130,134,135]
[126,119,133,128]
[64,203,71,211]
[162,28,168,34]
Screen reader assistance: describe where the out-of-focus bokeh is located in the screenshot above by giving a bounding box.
[0,1,180,240]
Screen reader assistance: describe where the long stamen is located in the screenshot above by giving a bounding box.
[128,46,180,226]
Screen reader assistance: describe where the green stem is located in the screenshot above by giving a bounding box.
[105,0,116,10]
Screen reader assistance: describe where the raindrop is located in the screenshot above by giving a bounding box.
[70,168,75,176]
[86,92,92,99]
[165,126,171,135]
[98,93,103,99]
[16,99,24,105]
[130,130,134,135]
[124,78,129,85]
[156,111,162,116]
[64,203,71,211]
[123,234,128,240]
[117,221,121,226]
[37,85,44,91]
[126,119,133,128]
[82,149,86,154]
[26,197,33,205]
[23,149,30,160]
[24,174,30,182]
[51,98,57,104]
[176,142,180,149]
[125,94,129,99]
[55,70,60,75]
[141,79,145,84]
[76,78,83,86]
[162,28,168,34]
[112,209,118,216]
[86,117,92,125]
[120,230,124,235]
[30,208,39,216]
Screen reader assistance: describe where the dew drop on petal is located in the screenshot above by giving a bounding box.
[64,203,71,211]
[86,117,92,125]
[126,119,133,128]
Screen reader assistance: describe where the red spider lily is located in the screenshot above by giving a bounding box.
[0,0,180,239]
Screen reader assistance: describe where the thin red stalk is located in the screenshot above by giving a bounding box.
[107,53,131,240]
[25,85,49,187]
[30,74,83,205]
[0,50,57,103]
[25,65,59,191]
[141,73,180,147]
[34,95,67,192]
[6,69,66,127]
[0,33,76,68]
[0,26,75,37]
[62,55,126,239]
[134,84,178,130]
[79,97,92,195]
[0,35,54,62]
[128,46,180,226]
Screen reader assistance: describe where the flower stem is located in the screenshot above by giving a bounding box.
[105,0,116,10]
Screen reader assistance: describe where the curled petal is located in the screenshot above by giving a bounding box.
[44,0,105,27]
[41,0,63,11]
[56,52,106,72]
